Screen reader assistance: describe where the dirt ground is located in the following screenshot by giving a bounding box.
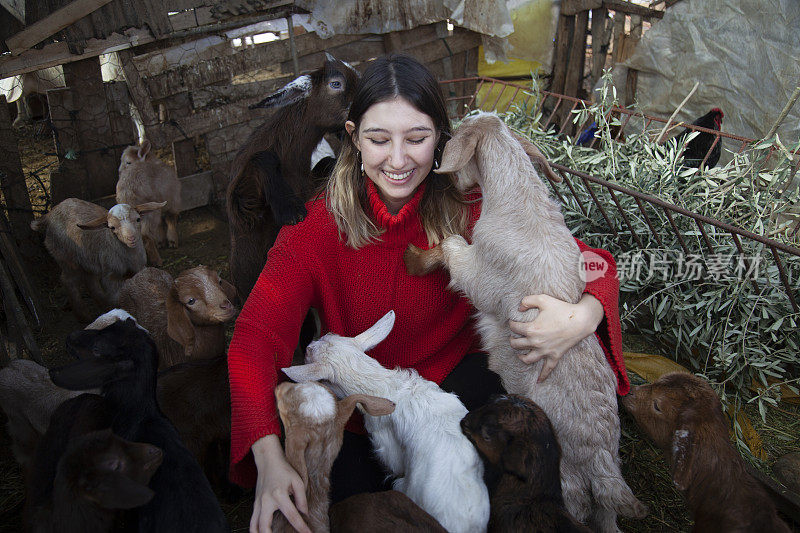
[2,125,799,532]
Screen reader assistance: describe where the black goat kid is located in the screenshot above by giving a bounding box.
[226,52,359,299]
[49,319,228,532]
[461,395,591,533]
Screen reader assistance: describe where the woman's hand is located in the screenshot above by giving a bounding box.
[508,293,604,382]
[250,434,311,533]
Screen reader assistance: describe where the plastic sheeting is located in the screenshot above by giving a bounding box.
[611,0,800,144]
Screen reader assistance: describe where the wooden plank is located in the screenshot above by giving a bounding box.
[604,0,664,19]
[190,75,293,108]
[280,39,385,75]
[590,8,610,86]
[404,28,482,67]
[564,10,589,98]
[0,252,42,363]
[62,57,118,199]
[0,212,43,327]
[0,95,35,244]
[561,0,603,16]
[117,48,165,147]
[145,32,363,100]
[550,14,573,94]
[168,6,216,32]
[610,10,625,64]
[0,0,24,24]
[5,0,115,56]
[383,31,403,52]
[0,27,155,79]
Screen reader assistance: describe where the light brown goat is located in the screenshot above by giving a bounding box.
[404,112,645,531]
[31,199,165,320]
[117,140,181,264]
[118,265,238,368]
[329,490,447,533]
[622,372,792,533]
[273,381,395,532]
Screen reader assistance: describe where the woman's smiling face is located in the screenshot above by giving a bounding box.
[346,96,439,215]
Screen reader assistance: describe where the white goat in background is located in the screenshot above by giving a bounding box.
[283,310,490,533]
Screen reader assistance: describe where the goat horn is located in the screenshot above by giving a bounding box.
[325,52,336,62]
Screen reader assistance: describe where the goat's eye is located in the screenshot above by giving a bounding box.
[480,427,492,441]
[329,80,342,89]
[187,298,196,306]
[653,399,662,413]
[136,217,141,222]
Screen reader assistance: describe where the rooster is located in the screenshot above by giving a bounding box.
[673,108,724,169]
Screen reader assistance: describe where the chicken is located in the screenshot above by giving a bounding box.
[674,108,724,169]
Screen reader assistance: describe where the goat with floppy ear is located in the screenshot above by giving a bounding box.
[623,372,792,533]
[118,266,238,368]
[461,394,591,533]
[227,53,359,300]
[272,381,395,533]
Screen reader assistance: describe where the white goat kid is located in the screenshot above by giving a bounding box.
[404,112,647,532]
[283,310,490,533]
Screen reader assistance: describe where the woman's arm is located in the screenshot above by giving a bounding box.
[508,240,629,393]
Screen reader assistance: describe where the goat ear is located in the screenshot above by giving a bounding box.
[335,394,395,426]
[282,362,329,383]
[137,140,152,160]
[670,424,696,491]
[500,436,530,481]
[249,74,312,110]
[353,311,395,352]
[283,431,310,487]
[510,132,562,183]
[436,129,480,174]
[77,215,109,230]
[166,285,195,354]
[134,201,166,214]
[82,473,155,509]
[220,278,238,303]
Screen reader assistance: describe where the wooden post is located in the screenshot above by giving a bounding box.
[590,7,610,87]
[62,56,118,200]
[624,15,642,106]
[550,13,574,95]
[116,49,165,148]
[611,10,626,64]
[564,9,590,98]
[286,15,300,76]
[0,95,35,245]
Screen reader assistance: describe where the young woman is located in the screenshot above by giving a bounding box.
[227,54,629,533]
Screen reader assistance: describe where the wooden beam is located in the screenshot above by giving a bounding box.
[0,27,155,79]
[0,95,35,245]
[590,8,610,87]
[5,0,115,56]
[0,0,24,24]
[604,1,664,19]
[550,14,573,94]
[564,10,589,98]
[561,0,603,16]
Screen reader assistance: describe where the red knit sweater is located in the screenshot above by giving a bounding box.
[227,181,629,487]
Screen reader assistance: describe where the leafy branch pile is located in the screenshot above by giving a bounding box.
[495,74,800,423]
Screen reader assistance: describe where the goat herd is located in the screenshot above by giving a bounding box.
[0,54,793,532]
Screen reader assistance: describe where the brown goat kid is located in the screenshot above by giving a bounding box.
[274,381,395,532]
[622,372,791,533]
[330,490,447,533]
[226,53,359,299]
[461,394,591,533]
[118,265,238,368]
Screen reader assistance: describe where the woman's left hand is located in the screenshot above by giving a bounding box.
[508,293,604,382]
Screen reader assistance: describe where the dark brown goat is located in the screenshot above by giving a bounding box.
[226,53,359,299]
[461,394,591,533]
[330,490,447,533]
[622,372,792,533]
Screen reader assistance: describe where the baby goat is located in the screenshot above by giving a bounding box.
[226,53,359,298]
[461,394,591,533]
[330,490,447,533]
[31,199,164,320]
[623,372,792,533]
[404,112,645,531]
[283,310,490,533]
[274,381,395,532]
[118,265,238,367]
[49,318,228,532]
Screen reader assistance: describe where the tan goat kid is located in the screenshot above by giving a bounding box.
[404,112,646,532]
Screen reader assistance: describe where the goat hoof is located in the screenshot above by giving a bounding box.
[168,240,178,249]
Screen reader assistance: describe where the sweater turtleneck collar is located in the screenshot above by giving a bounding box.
[366,179,426,239]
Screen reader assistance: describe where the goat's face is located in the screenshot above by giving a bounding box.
[622,372,726,452]
[282,311,395,388]
[276,381,338,429]
[51,319,157,390]
[118,140,152,174]
[461,394,560,481]
[78,203,165,249]
[173,266,238,325]
[62,428,163,509]
[309,55,360,130]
